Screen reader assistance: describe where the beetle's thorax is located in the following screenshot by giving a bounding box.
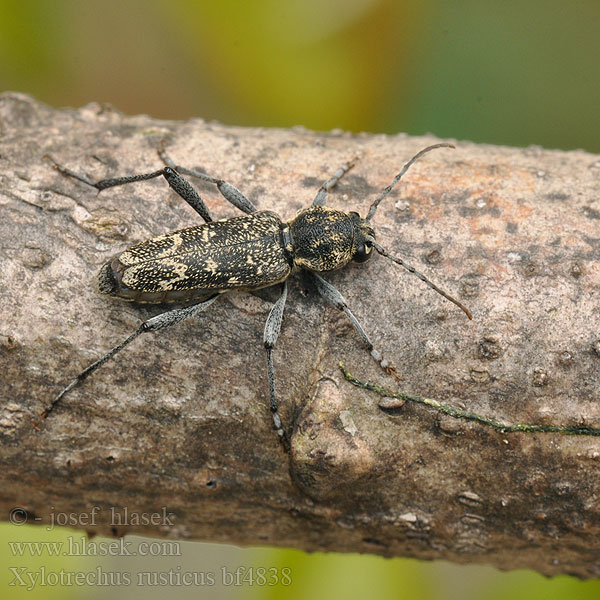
[287,206,374,272]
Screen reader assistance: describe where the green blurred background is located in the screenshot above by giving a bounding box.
[2,0,599,598]
[1,0,598,151]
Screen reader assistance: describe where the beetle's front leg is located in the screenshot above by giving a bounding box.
[309,272,402,381]
[312,160,356,206]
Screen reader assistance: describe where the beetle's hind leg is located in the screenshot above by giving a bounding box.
[158,148,258,216]
[43,295,220,418]
[312,159,356,206]
[263,281,290,450]
[309,272,402,381]
[45,155,214,224]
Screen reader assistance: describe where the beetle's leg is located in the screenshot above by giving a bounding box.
[309,272,402,381]
[263,281,290,449]
[159,150,258,215]
[43,295,220,418]
[312,160,356,206]
[45,155,213,223]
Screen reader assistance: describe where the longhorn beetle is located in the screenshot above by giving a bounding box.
[43,143,472,448]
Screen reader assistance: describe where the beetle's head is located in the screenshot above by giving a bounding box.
[349,212,375,263]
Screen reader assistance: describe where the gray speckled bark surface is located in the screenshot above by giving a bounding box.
[1,92,600,578]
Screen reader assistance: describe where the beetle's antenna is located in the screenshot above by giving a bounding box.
[366,143,455,221]
[367,238,472,320]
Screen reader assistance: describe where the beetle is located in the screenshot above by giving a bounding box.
[43,143,471,448]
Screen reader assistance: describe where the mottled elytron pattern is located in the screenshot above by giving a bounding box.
[98,206,375,303]
[98,211,294,303]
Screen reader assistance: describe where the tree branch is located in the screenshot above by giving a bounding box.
[1,92,600,578]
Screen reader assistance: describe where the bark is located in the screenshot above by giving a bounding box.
[1,92,600,578]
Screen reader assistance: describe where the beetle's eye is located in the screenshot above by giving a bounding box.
[353,243,372,263]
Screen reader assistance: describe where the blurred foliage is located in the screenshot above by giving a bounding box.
[0,0,598,150]
[1,523,95,599]
[1,0,599,598]
[251,549,600,600]
[5,523,599,600]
